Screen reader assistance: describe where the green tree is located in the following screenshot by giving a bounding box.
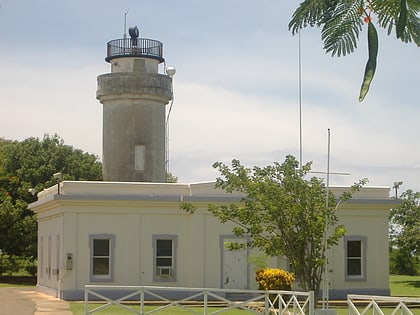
[0,134,102,262]
[0,197,36,259]
[166,172,178,183]
[182,155,366,298]
[1,134,102,194]
[0,138,12,174]
[289,0,420,101]
[389,189,420,275]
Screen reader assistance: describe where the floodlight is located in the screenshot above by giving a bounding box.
[166,66,176,77]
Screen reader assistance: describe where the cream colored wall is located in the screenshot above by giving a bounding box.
[56,201,243,292]
[330,204,390,291]
[31,182,393,298]
[37,214,63,297]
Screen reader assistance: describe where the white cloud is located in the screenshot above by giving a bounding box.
[0,52,103,156]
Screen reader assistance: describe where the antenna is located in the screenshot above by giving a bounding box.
[322,128,331,310]
[298,31,303,169]
[123,9,129,39]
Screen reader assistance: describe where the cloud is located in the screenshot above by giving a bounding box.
[0,52,103,156]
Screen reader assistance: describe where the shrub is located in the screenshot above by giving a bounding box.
[0,253,19,276]
[390,248,419,276]
[23,257,37,277]
[256,268,295,291]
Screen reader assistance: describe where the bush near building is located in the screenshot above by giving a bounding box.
[256,268,295,291]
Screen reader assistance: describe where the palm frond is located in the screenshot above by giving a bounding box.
[372,0,420,46]
[289,0,338,34]
[321,0,364,56]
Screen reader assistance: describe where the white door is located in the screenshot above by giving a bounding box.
[221,237,248,289]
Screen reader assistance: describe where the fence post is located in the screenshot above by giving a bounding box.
[84,286,89,315]
[309,291,315,315]
[204,289,208,315]
[140,287,144,315]
[264,291,270,315]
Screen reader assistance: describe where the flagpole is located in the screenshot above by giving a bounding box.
[322,128,331,309]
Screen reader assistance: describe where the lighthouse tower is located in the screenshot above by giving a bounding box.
[97,27,173,182]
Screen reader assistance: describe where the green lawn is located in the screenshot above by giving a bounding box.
[70,303,255,314]
[0,275,416,314]
[334,275,420,315]
[0,283,34,288]
[390,275,420,297]
[72,276,420,315]
[336,308,420,315]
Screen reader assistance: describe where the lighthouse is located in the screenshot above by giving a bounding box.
[97,27,173,182]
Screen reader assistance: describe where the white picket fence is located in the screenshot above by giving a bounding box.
[84,285,315,315]
[347,294,420,315]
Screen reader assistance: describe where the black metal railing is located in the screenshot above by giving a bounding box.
[105,38,164,63]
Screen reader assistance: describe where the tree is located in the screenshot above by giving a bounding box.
[0,134,102,262]
[166,172,178,183]
[182,155,366,298]
[0,197,36,259]
[1,134,102,194]
[389,189,420,275]
[289,0,420,101]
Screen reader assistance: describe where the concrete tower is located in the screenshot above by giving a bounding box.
[97,27,173,182]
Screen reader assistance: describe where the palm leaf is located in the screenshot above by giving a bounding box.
[321,0,364,56]
[397,0,408,38]
[289,0,339,34]
[372,0,420,46]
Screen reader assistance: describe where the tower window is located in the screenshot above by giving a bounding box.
[135,145,145,171]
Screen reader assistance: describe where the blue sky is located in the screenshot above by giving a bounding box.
[0,0,419,194]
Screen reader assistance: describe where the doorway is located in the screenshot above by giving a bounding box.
[220,236,248,289]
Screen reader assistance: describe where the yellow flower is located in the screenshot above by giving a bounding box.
[255,268,295,290]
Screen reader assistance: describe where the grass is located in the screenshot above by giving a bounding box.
[333,275,420,315]
[336,308,420,315]
[0,283,35,288]
[0,275,36,287]
[71,276,420,315]
[70,303,255,314]
[71,301,420,315]
[0,274,416,314]
[390,274,420,296]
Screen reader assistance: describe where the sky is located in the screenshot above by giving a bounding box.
[0,0,419,195]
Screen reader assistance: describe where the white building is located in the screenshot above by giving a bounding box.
[30,181,394,300]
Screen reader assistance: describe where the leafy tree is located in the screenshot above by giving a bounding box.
[289,0,420,101]
[0,197,36,258]
[1,134,102,194]
[182,155,366,298]
[0,134,102,262]
[0,138,12,175]
[166,172,178,183]
[389,189,420,275]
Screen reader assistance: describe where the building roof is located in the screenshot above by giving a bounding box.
[29,181,397,213]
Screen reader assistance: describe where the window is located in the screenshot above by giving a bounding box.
[89,234,115,282]
[134,145,145,171]
[345,236,367,281]
[153,235,177,282]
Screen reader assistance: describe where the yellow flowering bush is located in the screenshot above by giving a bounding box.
[255,268,295,291]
